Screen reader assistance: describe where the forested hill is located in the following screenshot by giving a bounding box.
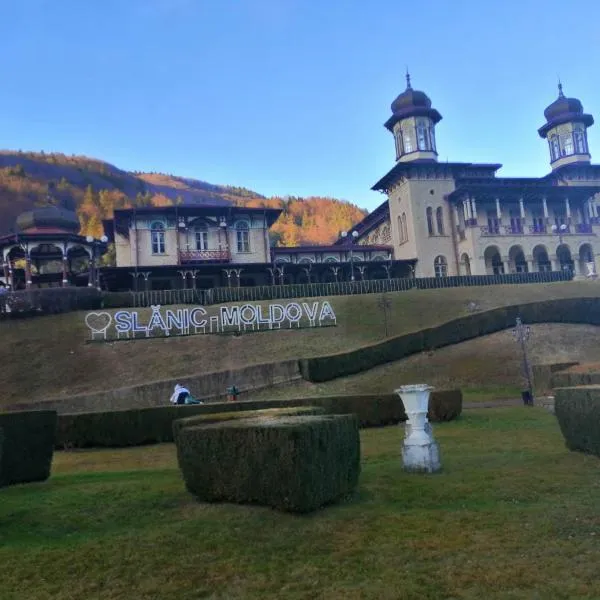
[0,151,367,246]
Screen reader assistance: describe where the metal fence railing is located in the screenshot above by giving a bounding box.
[0,270,574,316]
[123,270,573,308]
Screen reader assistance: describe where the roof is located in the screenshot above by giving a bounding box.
[0,230,103,250]
[333,200,390,245]
[372,161,502,193]
[538,84,594,138]
[273,244,393,253]
[447,180,600,203]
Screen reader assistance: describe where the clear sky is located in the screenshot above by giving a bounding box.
[1,0,599,212]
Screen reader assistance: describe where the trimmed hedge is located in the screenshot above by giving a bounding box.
[1,288,101,319]
[56,390,462,449]
[55,399,312,449]
[0,410,57,487]
[176,414,361,513]
[172,405,325,443]
[555,386,600,457]
[551,371,600,390]
[299,298,600,382]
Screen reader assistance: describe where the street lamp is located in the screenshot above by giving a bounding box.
[551,223,570,272]
[512,317,533,405]
[341,230,359,281]
[86,235,109,289]
[551,222,568,243]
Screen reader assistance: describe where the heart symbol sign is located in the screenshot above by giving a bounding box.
[85,312,112,337]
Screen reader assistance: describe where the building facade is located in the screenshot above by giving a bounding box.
[350,75,600,278]
[102,205,405,291]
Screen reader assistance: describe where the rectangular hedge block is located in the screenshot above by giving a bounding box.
[0,410,57,487]
[176,414,361,513]
[555,386,600,457]
[172,405,325,443]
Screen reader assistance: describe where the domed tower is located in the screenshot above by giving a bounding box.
[538,83,594,170]
[384,73,442,163]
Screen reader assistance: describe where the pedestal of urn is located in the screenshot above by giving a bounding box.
[395,384,441,473]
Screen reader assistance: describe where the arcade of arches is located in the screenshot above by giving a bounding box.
[435,243,595,277]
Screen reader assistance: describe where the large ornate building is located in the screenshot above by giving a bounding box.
[348,75,600,278]
[100,205,397,291]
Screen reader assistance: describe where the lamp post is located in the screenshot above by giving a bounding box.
[341,230,359,281]
[551,223,570,272]
[86,235,108,289]
[512,317,533,405]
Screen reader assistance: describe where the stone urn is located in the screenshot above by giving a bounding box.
[395,384,441,473]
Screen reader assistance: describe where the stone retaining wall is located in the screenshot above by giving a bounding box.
[3,360,302,415]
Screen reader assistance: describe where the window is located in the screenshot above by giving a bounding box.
[150,221,165,254]
[426,207,434,235]
[416,120,429,151]
[324,256,339,263]
[574,128,587,154]
[403,129,414,153]
[398,216,404,242]
[394,131,403,158]
[195,225,208,251]
[430,128,437,152]
[436,207,445,235]
[562,134,574,156]
[235,221,250,253]
[402,213,408,242]
[434,255,447,278]
[550,135,560,161]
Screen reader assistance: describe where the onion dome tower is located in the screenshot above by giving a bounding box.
[538,83,594,170]
[384,72,442,163]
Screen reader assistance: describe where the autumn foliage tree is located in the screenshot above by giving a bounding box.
[0,152,367,245]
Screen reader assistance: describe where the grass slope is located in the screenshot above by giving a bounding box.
[249,323,600,403]
[1,408,600,599]
[2,281,600,406]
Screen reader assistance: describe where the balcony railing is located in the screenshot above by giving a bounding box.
[480,221,595,237]
[179,249,231,263]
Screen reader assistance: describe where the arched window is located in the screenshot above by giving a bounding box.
[194,223,208,251]
[461,253,471,276]
[426,207,434,236]
[324,256,339,263]
[436,207,445,235]
[416,119,430,151]
[574,128,587,154]
[299,257,313,264]
[150,221,166,254]
[235,221,250,253]
[402,213,407,242]
[434,255,448,278]
[550,135,560,161]
[397,216,404,243]
[430,127,437,152]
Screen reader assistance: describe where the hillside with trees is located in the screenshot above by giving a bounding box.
[0,151,367,248]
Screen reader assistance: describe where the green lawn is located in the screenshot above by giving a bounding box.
[2,407,600,599]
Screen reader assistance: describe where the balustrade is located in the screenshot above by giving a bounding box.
[179,249,231,263]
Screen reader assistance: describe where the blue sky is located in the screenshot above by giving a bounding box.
[1,0,599,212]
